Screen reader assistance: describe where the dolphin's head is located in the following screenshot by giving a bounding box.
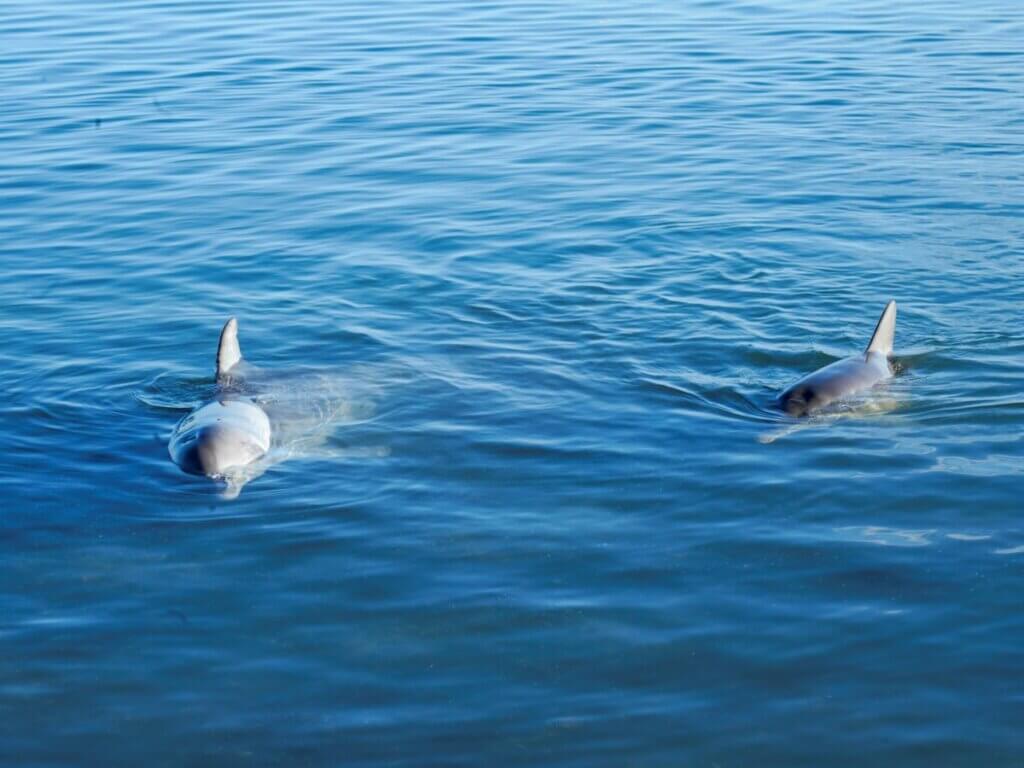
[171,423,266,477]
[778,385,824,417]
[169,399,271,479]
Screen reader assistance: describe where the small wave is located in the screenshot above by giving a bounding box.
[135,371,216,412]
[639,376,777,424]
[994,544,1024,556]
[834,526,935,548]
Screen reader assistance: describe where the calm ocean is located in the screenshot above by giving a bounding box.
[2,1,1022,765]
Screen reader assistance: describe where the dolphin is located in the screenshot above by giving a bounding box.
[169,318,271,483]
[777,300,897,417]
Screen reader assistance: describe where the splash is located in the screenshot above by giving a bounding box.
[214,368,383,498]
[758,391,903,444]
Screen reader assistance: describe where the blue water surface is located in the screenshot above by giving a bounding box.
[2,0,1023,765]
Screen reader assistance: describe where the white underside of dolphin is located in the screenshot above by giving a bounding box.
[776,300,897,418]
[168,318,273,494]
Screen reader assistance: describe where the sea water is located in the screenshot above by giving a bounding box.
[1,1,1022,764]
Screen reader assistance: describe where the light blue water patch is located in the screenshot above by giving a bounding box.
[1,0,1023,765]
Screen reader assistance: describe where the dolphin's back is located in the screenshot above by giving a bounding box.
[778,354,890,416]
[776,300,897,417]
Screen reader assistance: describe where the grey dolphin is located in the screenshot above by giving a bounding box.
[777,300,897,417]
[169,318,271,480]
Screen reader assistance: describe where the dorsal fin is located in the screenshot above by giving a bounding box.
[216,317,242,379]
[865,300,897,357]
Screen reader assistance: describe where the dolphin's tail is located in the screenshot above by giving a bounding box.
[216,317,243,380]
[865,300,897,357]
